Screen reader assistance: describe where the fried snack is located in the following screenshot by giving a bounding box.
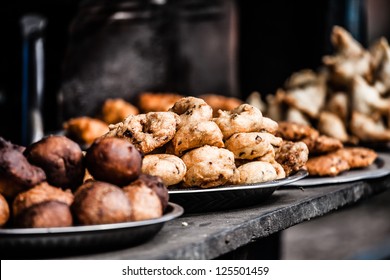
[326,92,349,124]
[236,161,278,184]
[142,154,186,186]
[14,201,73,228]
[302,135,343,154]
[0,137,46,191]
[323,26,371,85]
[0,174,28,199]
[101,98,139,124]
[276,121,319,141]
[275,141,309,176]
[138,92,183,113]
[351,75,390,116]
[72,181,132,225]
[318,111,349,143]
[12,182,74,218]
[370,38,390,95]
[225,132,282,160]
[350,111,390,142]
[169,121,224,156]
[270,160,286,179]
[286,107,311,126]
[85,137,142,186]
[63,116,109,146]
[181,145,236,188]
[123,182,162,221]
[126,174,169,211]
[106,111,179,154]
[0,193,9,227]
[285,69,319,88]
[199,94,243,116]
[306,153,350,177]
[283,74,327,118]
[24,135,85,191]
[334,147,377,169]
[213,104,264,140]
[169,96,213,128]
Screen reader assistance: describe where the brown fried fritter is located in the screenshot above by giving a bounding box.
[334,147,377,169]
[275,141,309,176]
[306,153,350,177]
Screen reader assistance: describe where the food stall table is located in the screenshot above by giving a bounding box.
[65,175,390,260]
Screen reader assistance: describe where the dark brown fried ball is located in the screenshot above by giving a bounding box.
[72,181,132,225]
[0,173,27,199]
[0,193,10,227]
[14,200,73,228]
[126,174,169,212]
[0,138,46,190]
[85,137,142,186]
[12,182,74,218]
[24,135,85,191]
[122,183,162,221]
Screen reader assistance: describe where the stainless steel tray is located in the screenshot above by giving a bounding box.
[168,170,308,213]
[0,202,183,259]
[289,154,390,187]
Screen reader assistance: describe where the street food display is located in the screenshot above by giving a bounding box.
[251,26,390,145]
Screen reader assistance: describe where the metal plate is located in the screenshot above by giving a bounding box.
[289,154,390,187]
[168,170,308,213]
[0,202,183,259]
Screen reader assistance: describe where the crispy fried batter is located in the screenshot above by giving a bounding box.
[236,161,277,184]
[169,96,213,128]
[142,154,187,186]
[214,104,264,140]
[334,147,377,168]
[302,135,343,154]
[106,111,179,154]
[169,121,224,156]
[318,111,349,142]
[276,121,319,141]
[225,132,281,160]
[306,153,350,177]
[275,141,309,176]
[181,146,236,188]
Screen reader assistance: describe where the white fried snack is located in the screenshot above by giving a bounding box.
[318,111,349,142]
[236,161,277,184]
[106,111,179,154]
[142,154,186,186]
[214,104,264,140]
[169,96,213,128]
[225,132,282,160]
[181,145,236,188]
[350,111,390,142]
[169,121,224,156]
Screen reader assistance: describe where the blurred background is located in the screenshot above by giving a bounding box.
[0,0,390,145]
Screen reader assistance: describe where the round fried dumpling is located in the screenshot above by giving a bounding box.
[142,154,186,186]
[181,145,236,188]
[85,137,142,186]
[24,135,84,191]
[213,104,264,140]
[72,181,132,225]
[13,182,74,218]
[169,121,224,156]
[236,161,278,184]
[123,182,163,221]
[225,132,282,160]
[14,201,73,228]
